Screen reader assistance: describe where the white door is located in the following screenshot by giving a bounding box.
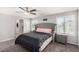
[23,19,30,33]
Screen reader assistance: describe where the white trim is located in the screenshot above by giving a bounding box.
[0,37,15,43]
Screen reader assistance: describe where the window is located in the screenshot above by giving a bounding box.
[57,16,65,34]
[57,14,76,35]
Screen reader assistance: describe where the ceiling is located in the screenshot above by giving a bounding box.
[0,7,78,18]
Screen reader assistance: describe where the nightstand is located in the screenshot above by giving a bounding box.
[55,33,67,44]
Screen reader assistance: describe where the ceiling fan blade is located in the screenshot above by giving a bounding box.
[30,9,36,12]
[19,7,26,11]
[19,7,37,15]
[30,13,36,15]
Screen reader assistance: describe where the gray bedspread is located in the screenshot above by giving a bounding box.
[23,31,51,46]
[15,31,51,52]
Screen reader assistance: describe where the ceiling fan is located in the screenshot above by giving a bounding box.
[19,7,37,15]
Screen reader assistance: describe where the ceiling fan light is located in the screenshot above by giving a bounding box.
[24,12,29,15]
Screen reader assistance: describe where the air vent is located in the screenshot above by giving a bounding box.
[43,18,48,21]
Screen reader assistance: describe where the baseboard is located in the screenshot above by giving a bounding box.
[67,43,78,47]
[55,40,78,46]
[0,37,15,43]
[67,42,78,46]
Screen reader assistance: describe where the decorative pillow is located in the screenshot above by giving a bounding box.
[36,28,52,34]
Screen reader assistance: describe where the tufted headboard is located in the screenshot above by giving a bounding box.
[35,23,56,30]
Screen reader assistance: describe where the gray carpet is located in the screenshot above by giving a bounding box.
[0,39,79,52]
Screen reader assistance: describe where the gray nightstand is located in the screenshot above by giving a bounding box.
[55,33,67,44]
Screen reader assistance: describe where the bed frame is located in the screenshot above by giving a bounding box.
[39,31,56,52]
[39,36,52,51]
[35,23,56,52]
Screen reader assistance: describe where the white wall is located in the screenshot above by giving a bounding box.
[0,13,24,42]
[67,12,78,45]
[78,10,79,46]
[37,15,56,23]
[31,15,56,31]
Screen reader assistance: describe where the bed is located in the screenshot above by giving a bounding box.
[15,23,56,52]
